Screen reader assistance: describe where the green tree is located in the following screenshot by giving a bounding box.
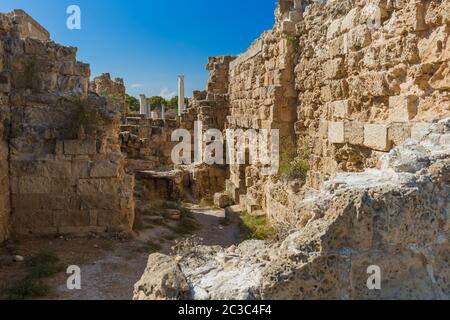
[125,94,140,112]
[167,96,178,109]
[166,96,190,110]
[148,96,167,109]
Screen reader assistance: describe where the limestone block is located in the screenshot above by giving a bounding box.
[389,95,418,122]
[341,8,359,33]
[418,26,449,63]
[89,161,119,178]
[412,1,427,31]
[39,160,72,178]
[328,122,345,144]
[77,178,122,195]
[64,139,97,155]
[345,121,364,145]
[348,25,371,50]
[330,100,351,119]
[318,120,329,139]
[281,20,296,34]
[323,57,345,80]
[18,177,51,194]
[328,35,345,57]
[364,124,390,151]
[214,192,232,208]
[388,123,412,147]
[327,18,343,40]
[429,62,450,91]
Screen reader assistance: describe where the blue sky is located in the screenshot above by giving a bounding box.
[0,0,277,98]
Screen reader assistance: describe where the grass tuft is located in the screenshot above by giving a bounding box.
[239,211,275,241]
[0,252,62,300]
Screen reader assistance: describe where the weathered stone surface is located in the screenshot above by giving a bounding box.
[136,118,450,300]
[328,122,345,144]
[364,124,390,151]
[214,192,232,208]
[389,95,418,122]
[133,253,190,300]
[64,140,97,155]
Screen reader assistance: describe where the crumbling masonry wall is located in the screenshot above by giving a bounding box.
[119,57,233,202]
[225,11,299,213]
[0,11,135,238]
[219,0,450,222]
[294,0,450,188]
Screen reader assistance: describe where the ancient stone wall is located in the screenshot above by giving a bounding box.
[294,0,450,188]
[225,8,299,213]
[90,73,128,115]
[0,112,10,242]
[0,11,135,238]
[120,116,179,171]
[3,9,50,41]
[119,56,233,202]
[219,0,450,220]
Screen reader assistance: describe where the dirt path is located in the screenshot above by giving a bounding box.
[0,205,241,300]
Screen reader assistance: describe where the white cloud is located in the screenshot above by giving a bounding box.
[130,83,144,88]
[160,87,176,99]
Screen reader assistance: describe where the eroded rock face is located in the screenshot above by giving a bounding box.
[133,253,190,300]
[134,118,450,300]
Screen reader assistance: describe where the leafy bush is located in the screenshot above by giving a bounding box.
[279,137,311,182]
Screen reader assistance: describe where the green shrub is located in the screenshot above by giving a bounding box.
[26,252,63,279]
[2,278,50,300]
[56,97,112,139]
[239,211,275,240]
[279,137,311,182]
[1,252,62,300]
[199,195,214,208]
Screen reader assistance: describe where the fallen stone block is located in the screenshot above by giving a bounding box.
[214,192,232,208]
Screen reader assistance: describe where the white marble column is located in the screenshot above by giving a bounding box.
[139,94,147,115]
[161,104,165,120]
[178,75,185,116]
[146,104,152,119]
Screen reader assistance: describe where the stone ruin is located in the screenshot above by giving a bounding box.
[0,0,449,299]
[0,10,134,240]
[133,0,450,300]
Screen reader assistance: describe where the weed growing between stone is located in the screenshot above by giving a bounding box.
[1,252,63,300]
